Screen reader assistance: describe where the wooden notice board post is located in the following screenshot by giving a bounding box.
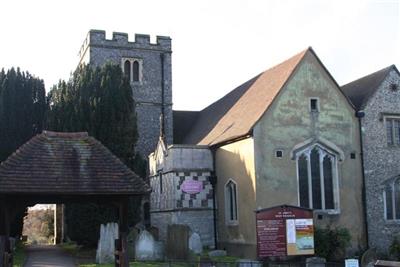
[255,205,315,259]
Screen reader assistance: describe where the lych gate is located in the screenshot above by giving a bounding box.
[0,131,150,267]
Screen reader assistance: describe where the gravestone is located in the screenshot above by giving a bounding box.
[135,230,155,261]
[96,222,119,264]
[236,259,263,267]
[127,228,139,260]
[189,232,203,255]
[153,241,165,261]
[208,250,227,257]
[306,257,326,267]
[166,224,190,260]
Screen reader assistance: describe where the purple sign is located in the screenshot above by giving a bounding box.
[181,180,203,194]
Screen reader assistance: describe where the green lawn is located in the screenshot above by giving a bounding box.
[13,242,26,267]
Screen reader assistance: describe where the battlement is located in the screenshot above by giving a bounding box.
[78,30,172,60]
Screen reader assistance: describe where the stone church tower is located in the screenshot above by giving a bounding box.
[78,30,173,157]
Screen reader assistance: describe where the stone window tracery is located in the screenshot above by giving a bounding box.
[121,58,142,83]
[296,145,338,212]
[384,177,400,220]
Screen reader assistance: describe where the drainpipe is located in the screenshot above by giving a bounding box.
[160,53,165,138]
[210,148,218,249]
[356,110,369,248]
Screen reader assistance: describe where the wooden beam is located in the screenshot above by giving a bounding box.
[118,197,129,267]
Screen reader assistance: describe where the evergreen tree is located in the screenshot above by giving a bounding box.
[47,64,146,246]
[0,67,46,237]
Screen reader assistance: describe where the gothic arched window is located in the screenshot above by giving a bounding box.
[296,145,338,211]
[225,179,238,224]
[121,58,142,83]
[132,60,140,82]
[124,60,131,79]
[384,177,400,220]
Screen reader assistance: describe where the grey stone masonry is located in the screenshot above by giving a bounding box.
[148,142,215,247]
[361,68,400,253]
[78,30,173,157]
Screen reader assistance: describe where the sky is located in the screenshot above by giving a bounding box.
[0,0,399,111]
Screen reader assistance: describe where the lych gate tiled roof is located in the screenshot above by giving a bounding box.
[178,48,309,146]
[341,65,398,110]
[0,131,150,195]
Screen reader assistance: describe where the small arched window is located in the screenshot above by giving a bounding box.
[225,180,238,224]
[124,60,131,80]
[132,60,140,82]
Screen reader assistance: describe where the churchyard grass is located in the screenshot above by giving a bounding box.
[13,241,26,267]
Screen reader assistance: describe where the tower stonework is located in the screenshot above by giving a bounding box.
[78,30,173,157]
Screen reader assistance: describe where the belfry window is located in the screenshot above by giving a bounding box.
[384,177,400,220]
[132,61,139,82]
[124,60,131,79]
[296,145,338,211]
[121,58,142,83]
[225,180,238,224]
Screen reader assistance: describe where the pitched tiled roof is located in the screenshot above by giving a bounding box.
[179,48,309,146]
[0,131,150,195]
[173,111,199,144]
[341,65,398,110]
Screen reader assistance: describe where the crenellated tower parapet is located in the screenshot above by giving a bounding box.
[77,29,173,158]
[78,30,171,64]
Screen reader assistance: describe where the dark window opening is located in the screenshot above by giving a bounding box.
[310,98,318,112]
[276,150,283,158]
[132,61,139,82]
[350,153,356,159]
[124,60,131,80]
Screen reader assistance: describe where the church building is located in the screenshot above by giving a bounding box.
[149,47,367,258]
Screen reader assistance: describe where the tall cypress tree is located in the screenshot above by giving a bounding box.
[0,67,46,162]
[0,67,46,236]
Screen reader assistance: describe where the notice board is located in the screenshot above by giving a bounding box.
[256,205,314,258]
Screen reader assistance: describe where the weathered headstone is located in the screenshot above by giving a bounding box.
[127,228,139,260]
[236,259,263,267]
[189,232,203,255]
[96,222,119,264]
[135,230,155,261]
[208,249,227,257]
[153,241,165,261]
[166,224,190,260]
[306,257,326,267]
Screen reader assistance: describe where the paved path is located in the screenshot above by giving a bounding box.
[24,245,76,267]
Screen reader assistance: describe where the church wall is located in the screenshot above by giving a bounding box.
[253,51,366,254]
[215,137,257,258]
[361,69,400,253]
[148,145,215,247]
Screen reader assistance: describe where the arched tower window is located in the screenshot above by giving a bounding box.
[132,61,140,82]
[124,60,131,80]
[296,144,338,211]
[121,58,142,83]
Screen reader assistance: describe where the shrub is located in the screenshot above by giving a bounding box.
[315,226,351,261]
[389,236,400,260]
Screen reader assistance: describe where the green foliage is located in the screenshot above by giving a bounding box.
[0,67,46,161]
[47,64,145,247]
[23,208,54,244]
[315,226,351,261]
[389,236,400,260]
[47,64,138,163]
[0,67,46,237]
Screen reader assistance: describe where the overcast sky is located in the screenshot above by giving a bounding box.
[1,0,399,110]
